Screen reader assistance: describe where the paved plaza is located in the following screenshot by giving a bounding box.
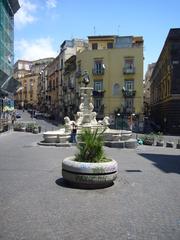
[0,130,180,240]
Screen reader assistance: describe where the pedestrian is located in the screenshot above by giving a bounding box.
[11,113,16,125]
[70,122,77,143]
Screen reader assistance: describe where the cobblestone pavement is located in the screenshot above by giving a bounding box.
[0,132,180,240]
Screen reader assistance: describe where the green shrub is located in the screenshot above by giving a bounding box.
[75,128,110,163]
[26,122,38,132]
[14,122,25,131]
[141,132,155,145]
[141,132,155,141]
[156,131,164,142]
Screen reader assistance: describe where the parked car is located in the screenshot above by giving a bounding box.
[16,112,21,118]
[34,111,43,119]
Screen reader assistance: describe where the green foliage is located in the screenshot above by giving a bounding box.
[141,132,155,141]
[156,131,164,141]
[14,122,25,131]
[26,122,39,132]
[75,128,109,163]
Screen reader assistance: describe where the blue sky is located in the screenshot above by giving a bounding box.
[14,0,180,74]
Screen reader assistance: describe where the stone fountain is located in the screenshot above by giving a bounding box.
[40,72,136,148]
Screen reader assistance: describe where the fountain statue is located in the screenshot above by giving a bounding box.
[41,71,136,148]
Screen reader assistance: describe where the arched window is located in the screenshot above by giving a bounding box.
[112,83,120,96]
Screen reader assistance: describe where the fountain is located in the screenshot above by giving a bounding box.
[40,72,136,148]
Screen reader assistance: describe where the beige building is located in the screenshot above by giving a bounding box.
[14,58,54,109]
[144,63,156,116]
[58,39,88,121]
[45,55,59,120]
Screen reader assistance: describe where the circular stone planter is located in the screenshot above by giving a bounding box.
[62,156,118,188]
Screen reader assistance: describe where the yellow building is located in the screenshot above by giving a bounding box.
[76,35,144,128]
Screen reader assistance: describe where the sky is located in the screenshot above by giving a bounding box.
[14,0,180,74]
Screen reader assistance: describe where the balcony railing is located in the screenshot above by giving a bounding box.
[122,89,136,97]
[123,67,135,74]
[93,90,105,97]
[92,68,104,75]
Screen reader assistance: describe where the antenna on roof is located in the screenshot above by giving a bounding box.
[117,25,120,35]
[93,26,96,35]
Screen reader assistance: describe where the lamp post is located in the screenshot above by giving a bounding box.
[130,113,136,131]
[82,71,90,87]
[116,113,120,129]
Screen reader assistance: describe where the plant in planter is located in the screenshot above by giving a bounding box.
[13,122,25,131]
[26,122,39,133]
[156,132,164,146]
[142,133,155,145]
[62,128,118,188]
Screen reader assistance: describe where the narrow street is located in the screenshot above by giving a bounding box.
[15,109,60,132]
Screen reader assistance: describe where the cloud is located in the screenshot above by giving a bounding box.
[15,38,57,61]
[15,0,37,28]
[46,0,57,8]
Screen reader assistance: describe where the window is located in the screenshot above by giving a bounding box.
[94,98,102,109]
[112,83,120,96]
[107,42,113,49]
[124,58,134,68]
[25,64,30,70]
[60,59,63,69]
[93,60,104,74]
[124,80,134,90]
[124,98,134,112]
[94,80,103,91]
[92,43,98,50]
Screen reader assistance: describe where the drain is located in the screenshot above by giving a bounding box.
[125,170,142,172]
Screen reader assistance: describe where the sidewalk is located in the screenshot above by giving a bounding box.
[0,131,180,240]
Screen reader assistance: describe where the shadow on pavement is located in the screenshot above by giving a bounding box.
[55,177,114,190]
[138,153,180,174]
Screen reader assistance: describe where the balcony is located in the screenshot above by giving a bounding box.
[93,90,105,97]
[122,89,136,97]
[92,68,104,75]
[123,67,135,74]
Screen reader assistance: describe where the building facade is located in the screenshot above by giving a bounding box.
[45,55,59,120]
[150,28,180,134]
[0,0,20,96]
[58,39,88,121]
[63,55,78,120]
[13,60,32,108]
[144,63,156,117]
[76,35,144,129]
[14,58,54,109]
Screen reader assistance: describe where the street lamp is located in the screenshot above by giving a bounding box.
[116,113,120,129]
[82,71,90,87]
[130,113,136,131]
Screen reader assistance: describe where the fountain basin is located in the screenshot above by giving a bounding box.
[43,129,70,143]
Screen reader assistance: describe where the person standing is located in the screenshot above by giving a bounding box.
[11,112,16,126]
[71,123,77,143]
